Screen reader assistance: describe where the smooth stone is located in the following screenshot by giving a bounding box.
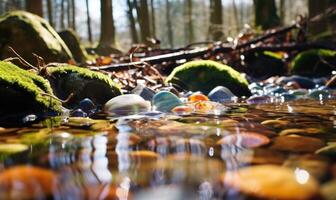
[279,75,316,89]
[188,93,209,103]
[79,98,95,113]
[131,84,156,101]
[268,87,287,95]
[217,132,270,148]
[152,91,182,112]
[0,166,58,200]
[171,105,193,115]
[71,109,87,117]
[208,86,236,103]
[261,119,289,128]
[279,128,322,136]
[308,89,330,99]
[222,165,319,200]
[193,101,227,115]
[246,95,271,104]
[280,93,297,101]
[271,135,325,153]
[104,94,151,116]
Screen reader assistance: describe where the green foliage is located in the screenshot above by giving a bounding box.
[166,60,251,97]
[291,49,336,77]
[0,61,62,114]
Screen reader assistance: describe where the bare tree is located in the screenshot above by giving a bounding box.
[150,0,156,37]
[166,0,173,47]
[98,0,116,48]
[26,0,43,17]
[253,0,280,29]
[126,0,139,43]
[209,0,223,41]
[60,0,65,29]
[71,0,76,30]
[136,0,151,44]
[232,0,240,32]
[184,0,194,44]
[85,0,93,44]
[67,0,71,28]
[46,0,54,27]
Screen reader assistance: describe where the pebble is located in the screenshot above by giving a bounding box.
[271,135,325,153]
[70,109,87,117]
[216,132,270,148]
[208,86,236,103]
[152,91,182,112]
[0,166,58,200]
[246,95,271,104]
[171,105,193,115]
[131,84,156,101]
[221,165,319,200]
[308,89,330,100]
[104,94,151,116]
[79,98,95,113]
[279,75,316,89]
[188,93,209,103]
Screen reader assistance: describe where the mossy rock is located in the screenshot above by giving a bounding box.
[58,29,88,63]
[245,51,286,79]
[0,61,62,116]
[0,11,73,65]
[47,64,122,107]
[166,60,251,97]
[290,49,336,77]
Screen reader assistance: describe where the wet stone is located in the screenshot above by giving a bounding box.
[104,94,151,116]
[131,84,156,101]
[152,91,182,112]
[216,132,270,148]
[261,119,289,128]
[221,165,319,200]
[246,95,272,104]
[208,86,236,103]
[271,135,325,153]
[188,93,209,103]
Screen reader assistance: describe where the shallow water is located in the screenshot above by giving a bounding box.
[1,99,336,199]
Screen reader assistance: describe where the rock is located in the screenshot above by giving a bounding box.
[246,95,271,104]
[271,135,325,153]
[152,91,182,112]
[221,165,319,200]
[267,86,287,95]
[188,93,209,103]
[131,84,156,101]
[216,132,270,148]
[70,109,87,117]
[165,60,251,97]
[208,86,236,102]
[261,119,289,128]
[0,11,72,65]
[279,75,316,89]
[245,51,286,79]
[0,61,62,116]
[193,101,227,115]
[309,89,330,100]
[280,93,297,101]
[58,29,88,63]
[104,94,151,116]
[0,166,58,199]
[47,64,122,107]
[171,105,193,115]
[291,49,336,77]
[79,98,95,113]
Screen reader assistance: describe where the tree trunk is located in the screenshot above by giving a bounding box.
[126,0,139,43]
[308,0,328,35]
[166,0,173,48]
[47,0,54,27]
[253,0,280,29]
[71,0,76,30]
[150,0,156,37]
[85,0,93,44]
[209,0,223,41]
[136,0,151,44]
[232,0,240,33]
[98,0,116,48]
[279,0,285,25]
[67,0,71,28]
[26,0,43,17]
[60,0,65,29]
[184,0,193,44]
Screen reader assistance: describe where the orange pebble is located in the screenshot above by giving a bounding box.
[171,105,193,115]
[188,93,209,103]
[194,101,214,112]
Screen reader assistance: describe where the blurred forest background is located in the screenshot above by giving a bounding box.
[0,0,334,51]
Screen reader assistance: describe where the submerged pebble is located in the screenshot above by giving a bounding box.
[104,94,151,116]
[216,132,270,148]
[221,165,319,200]
[79,98,95,113]
[152,91,182,112]
[208,86,236,102]
[246,95,271,104]
[271,135,325,153]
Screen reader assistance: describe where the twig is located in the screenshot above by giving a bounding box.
[8,47,38,71]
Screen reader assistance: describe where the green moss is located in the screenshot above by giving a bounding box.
[47,64,122,106]
[291,49,336,77]
[0,61,62,114]
[262,51,283,60]
[166,60,251,97]
[0,11,72,64]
